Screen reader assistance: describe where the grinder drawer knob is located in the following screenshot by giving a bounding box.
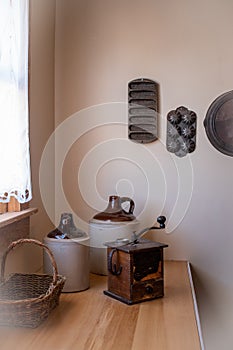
[145,285,154,294]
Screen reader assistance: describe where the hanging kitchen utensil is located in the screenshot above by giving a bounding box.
[204,90,233,156]
[128,78,159,143]
[166,106,197,157]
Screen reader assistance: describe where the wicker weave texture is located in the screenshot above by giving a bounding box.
[0,239,66,328]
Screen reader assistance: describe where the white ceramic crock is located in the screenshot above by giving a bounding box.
[89,195,139,275]
[89,219,139,275]
[43,236,90,292]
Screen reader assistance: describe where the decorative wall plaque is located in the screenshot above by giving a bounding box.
[128,78,159,143]
[166,106,197,157]
[204,90,233,156]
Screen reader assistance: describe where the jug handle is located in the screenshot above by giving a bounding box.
[120,197,135,215]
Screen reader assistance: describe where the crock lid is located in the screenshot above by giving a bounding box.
[92,211,136,222]
[92,195,136,222]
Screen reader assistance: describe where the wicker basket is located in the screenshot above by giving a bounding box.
[0,238,66,328]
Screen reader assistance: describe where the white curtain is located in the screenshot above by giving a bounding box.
[0,0,31,203]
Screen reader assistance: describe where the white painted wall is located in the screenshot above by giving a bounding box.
[54,1,233,349]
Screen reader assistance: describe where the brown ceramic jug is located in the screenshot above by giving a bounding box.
[89,195,139,275]
[92,195,136,222]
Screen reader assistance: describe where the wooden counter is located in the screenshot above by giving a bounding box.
[0,261,202,350]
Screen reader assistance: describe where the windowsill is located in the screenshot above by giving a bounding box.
[0,207,38,229]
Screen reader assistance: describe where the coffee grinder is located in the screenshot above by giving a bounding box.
[104,216,168,304]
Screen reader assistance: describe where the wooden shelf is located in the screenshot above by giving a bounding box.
[0,261,203,350]
[0,208,38,229]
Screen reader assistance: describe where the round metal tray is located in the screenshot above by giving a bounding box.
[204,90,233,156]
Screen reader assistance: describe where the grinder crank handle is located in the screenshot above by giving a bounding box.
[132,215,166,243]
[156,215,166,228]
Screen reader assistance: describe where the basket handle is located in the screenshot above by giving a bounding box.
[0,238,58,287]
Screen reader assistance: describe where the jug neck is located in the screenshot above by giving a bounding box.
[106,195,122,212]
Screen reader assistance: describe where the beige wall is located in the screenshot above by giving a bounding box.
[55,1,233,349]
[28,0,56,269]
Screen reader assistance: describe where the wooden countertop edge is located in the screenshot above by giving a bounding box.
[187,262,205,350]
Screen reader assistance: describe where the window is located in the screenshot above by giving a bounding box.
[0,0,31,212]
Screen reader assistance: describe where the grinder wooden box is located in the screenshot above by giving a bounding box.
[104,239,168,305]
